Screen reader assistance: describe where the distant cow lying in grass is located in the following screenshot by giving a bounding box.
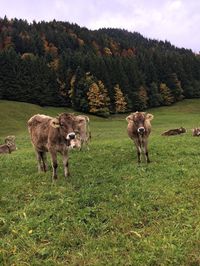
[126,111,154,163]
[192,128,200,136]
[161,127,186,136]
[0,135,17,154]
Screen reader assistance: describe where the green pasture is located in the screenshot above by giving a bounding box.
[0,99,200,265]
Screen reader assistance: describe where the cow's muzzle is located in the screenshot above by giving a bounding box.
[66,132,76,140]
[138,127,145,134]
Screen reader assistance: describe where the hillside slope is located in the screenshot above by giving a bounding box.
[1,99,200,265]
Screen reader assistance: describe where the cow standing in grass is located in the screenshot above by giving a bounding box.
[28,113,80,180]
[126,112,154,163]
[75,115,91,150]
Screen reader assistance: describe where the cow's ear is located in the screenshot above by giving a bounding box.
[50,118,60,128]
[84,116,90,122]
[126,114,133,122]
[76,116,88,123]
[146,113,154,121]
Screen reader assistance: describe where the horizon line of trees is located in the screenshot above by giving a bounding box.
[0,16,200,116]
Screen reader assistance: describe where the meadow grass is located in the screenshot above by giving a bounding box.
[0,99,200,265]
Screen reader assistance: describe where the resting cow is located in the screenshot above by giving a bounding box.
[28,113,81,180]
[161,127,186,136]
[126,111,154,163]
[192,128,200,136]
[0,135,17,154]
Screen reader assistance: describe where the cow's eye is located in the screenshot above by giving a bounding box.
[60,123,64,127]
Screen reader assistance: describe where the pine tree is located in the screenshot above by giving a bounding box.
[148,82,162,107]
[166,73,184,101]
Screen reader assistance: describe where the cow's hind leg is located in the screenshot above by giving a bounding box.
[41,152,48,172]
[36,151,44,172]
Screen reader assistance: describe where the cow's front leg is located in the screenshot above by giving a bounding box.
[62,151,70,177]
[143,139,150,163]
[134,139,141,163]
[137,146,142,163]
[49,150,58,180]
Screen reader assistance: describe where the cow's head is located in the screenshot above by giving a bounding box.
[5,136,17,152]
[192,128,200,136]
[50,113,78,146]
[179,127,186,133]
[126,111,154,135]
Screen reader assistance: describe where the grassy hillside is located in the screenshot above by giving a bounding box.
[0,99,200,265]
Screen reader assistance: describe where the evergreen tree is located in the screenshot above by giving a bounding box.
[166,73,184,101]
[148,82,162,107]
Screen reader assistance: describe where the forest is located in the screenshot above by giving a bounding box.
[0,16,200,116]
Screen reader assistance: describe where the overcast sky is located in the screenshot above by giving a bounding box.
[1,0,199,52]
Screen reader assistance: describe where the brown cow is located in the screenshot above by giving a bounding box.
[126,111,154,163]
[161,127,186,136]
[75,115,91,150]
[28,113,80,180]
[0,135,17,154]
[192,127,200,136]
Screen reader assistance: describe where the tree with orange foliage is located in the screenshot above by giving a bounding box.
[114,84,127,113]
[87,80,110,117]
[159,83,174,105]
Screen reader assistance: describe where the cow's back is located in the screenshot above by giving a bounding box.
[28,114,53,151]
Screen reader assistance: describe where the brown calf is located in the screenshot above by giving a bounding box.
[28,113,80,180]
[0,135,17,154]
[161,127,186,136]
[192,128,200,136]
[126,112,154,163]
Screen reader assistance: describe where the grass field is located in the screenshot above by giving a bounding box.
[0,99,200,265]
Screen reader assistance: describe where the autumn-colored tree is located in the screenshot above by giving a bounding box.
[48,58,59,71]
[104,47,112,56]
[159,83,174,105]
[87,80,110,117]
[42,36,58,58]
[21,53,36,60]
[57,78,67,96]
[114,84,127,113]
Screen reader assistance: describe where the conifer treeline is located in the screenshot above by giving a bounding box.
[0,17,200,116]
